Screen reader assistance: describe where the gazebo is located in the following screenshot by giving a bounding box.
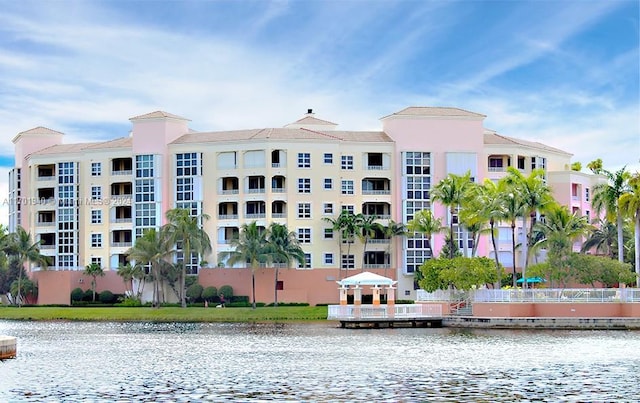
[336,271,397,307]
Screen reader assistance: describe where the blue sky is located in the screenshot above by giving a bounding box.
[0,0,638,216]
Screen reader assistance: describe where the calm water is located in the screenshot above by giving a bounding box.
[1,321,639,402]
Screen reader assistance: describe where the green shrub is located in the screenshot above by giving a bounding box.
[219,285,234,300]
[116,297,142,307]
[82,289,94,301]
[202,286,218,302]
[266,302,309,307]
[186,283,203,302]
[99,290,116,304]
[185,276,198,289]
[71,287,84,302]
[231,295,248,303]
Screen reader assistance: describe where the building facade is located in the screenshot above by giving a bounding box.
[9,107,604,303]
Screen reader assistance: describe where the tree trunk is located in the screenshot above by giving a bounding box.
[274,267,279,307]
[511,223,517,287]
[252,271,257,310]
[617,214,625,263]
[635,217,640,287]
[490,221,501,289]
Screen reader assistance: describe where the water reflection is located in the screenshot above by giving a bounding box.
[1,320,639,402]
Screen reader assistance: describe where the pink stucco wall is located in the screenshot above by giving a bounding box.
[33,271,127,305]
[474,302,640,317]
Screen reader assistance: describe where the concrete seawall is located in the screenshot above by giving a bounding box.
[0,336,17,359]
[443,316,640,330]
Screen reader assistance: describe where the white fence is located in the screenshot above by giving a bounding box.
[417,288,640,303]
[327,304,442,320]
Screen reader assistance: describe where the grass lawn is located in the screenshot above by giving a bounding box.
[0,305,329,322]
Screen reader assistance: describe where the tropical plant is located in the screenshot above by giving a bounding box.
[322,210,359,278]
[432,172,473,259]
[126,228,173,308]
[503,167,553,286]
[581,218,618,258]
[478,179,508,287]
[218,222,269,309]
[357,213,382,272]
[266,222,305,306]
[417,257,499,291]
[619,172,640,286]
[5,226,48,306]
[500,189,525,286]
[164,208,212,308]
[83,262,105,302]
[407,209,443,260]
[592,165,630,263]
[380,220,406,278]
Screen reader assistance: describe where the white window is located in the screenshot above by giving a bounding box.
[324,228,333,239]
[91,233,102,248]
[298,253,311,269]
[341,254,355,269]
[341,205,355,214]
[341,180,354,195]
[341,155,353,170]
[298,178,311,193]
[297,228,311,244]
[297,203,311,219]
[324,178,333,190]
[297,153,311,168]
[323,253,334,265]
[585,188,590,202]
[324,153,333,164]
[91,162,101,176]
[323,203,334,215]
[91,210,102,224]
[91,257,102,266]
[91,186,102,200]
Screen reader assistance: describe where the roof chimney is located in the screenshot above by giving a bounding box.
[307,109,313,114]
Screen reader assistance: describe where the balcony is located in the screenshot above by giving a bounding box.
[111,242,132,248]
[219,189,239,195]
[110,217,133,224]
[245,213,266,219]
[218,214,239,220]
[111,170,132,176]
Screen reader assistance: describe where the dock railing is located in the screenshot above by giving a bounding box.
[417,288,640,303]
[327,304,442,320]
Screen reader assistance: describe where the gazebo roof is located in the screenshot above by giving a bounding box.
[337,272,397,287]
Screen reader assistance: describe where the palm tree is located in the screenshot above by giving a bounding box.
[381,220,406,278]
[407,209,443,260]
[84,262,105,302]
[126,228,173,308]
[5,226,48,307]
[592,166,630,263]
[357,213,381,272]
[164,208,212,308]
[534,203,590,261]
[266,223,305,307]
[619,172,640,286]
[219,222,269,309]
[458,182,488,257]
[432,172,473,259]
[500,189,525,287]
[503,168,552,287]
[323,210,359,278]
[477,179,508,286]
[581,218,617,258]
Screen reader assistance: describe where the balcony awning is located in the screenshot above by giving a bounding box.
[337,271,397,287]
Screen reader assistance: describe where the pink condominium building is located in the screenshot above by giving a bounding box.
[9,107,604,304]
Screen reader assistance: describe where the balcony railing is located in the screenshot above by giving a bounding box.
[272,187,286,193]
[111,218,133,223]
[218,214,239,220]
[36,221,55,227]
[246,188,266,194]
[369,239,390,244]
[272,213,286,218]
[111,242,132,248]
[417,288,640,303]
[245,213,266,219]
[362,190,391,195]
[39,244,56,250]
[36,176,55,181]
[219,189,239,195]
[365,165,387,170]
[111,170,133,176]
[327,304,442,320]
[363,264,391,269]
[488,166,506,172]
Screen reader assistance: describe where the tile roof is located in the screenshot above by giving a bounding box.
[171,128,392,144]
[381,106,486,119]
[30,137,132,156]
[129,111,190,121]
[289,115,338,126]
[17,126,65,136]
[484,131,571,155]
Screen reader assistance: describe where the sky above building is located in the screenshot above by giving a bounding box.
[0,0,638,224]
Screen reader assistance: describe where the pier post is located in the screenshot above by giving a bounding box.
[386,286,396,318]
[0,336,17,359]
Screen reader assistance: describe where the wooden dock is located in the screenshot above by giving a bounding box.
[0,335,17,359]
[339,317,443,329]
